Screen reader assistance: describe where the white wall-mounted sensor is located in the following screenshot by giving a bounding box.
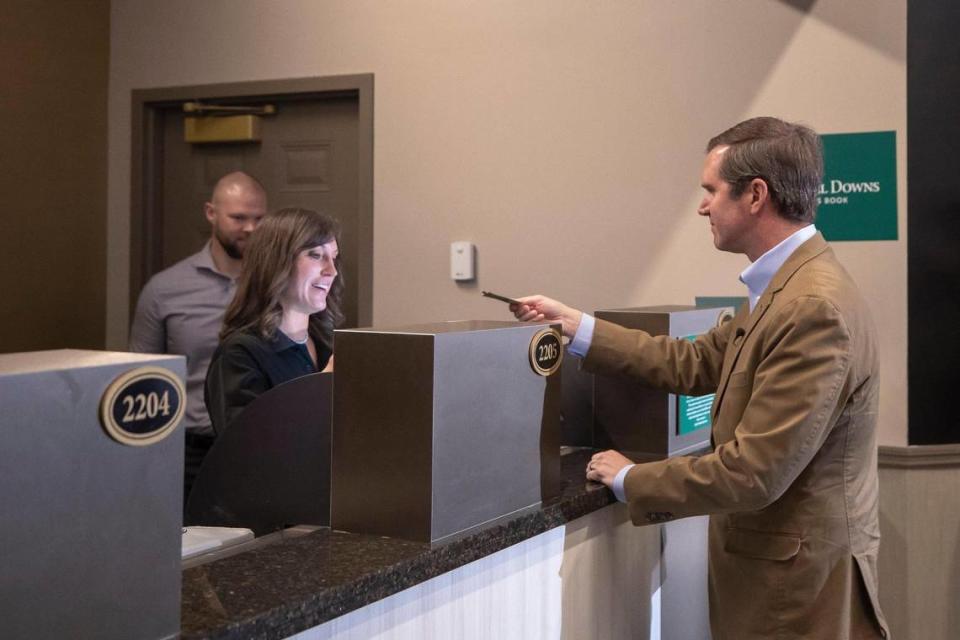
[450,241,475,281]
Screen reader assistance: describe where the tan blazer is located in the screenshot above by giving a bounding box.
[585,233,889,639]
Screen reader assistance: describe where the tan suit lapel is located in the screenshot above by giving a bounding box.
[711,232,831,421]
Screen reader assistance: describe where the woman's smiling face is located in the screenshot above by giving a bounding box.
[281,240,339,316]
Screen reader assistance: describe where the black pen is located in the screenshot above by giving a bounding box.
[481,290,521,305]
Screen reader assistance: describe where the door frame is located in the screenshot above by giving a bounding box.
[130,73,374,325]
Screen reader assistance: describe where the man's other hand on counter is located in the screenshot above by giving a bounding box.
[587,450,635,503]
[586,450,632,487]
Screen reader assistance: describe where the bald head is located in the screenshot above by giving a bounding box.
[210,171,266,205]
[204,171,267,263]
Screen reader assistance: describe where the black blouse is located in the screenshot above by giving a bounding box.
[204,330,332,434]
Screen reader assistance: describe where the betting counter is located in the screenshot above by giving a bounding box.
[2,309,727,639]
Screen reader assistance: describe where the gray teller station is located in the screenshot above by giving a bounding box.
[187,319,561,543]
[0,350,185,640]
[1,307,727,639]
[562,304,731,458]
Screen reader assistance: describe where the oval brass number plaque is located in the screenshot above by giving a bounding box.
[100,366,186,446]
[716,309,735,327]
[529,328,563,376]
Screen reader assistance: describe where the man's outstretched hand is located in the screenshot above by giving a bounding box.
[510,295,583,338]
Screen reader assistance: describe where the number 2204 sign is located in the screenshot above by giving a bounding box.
[100,366,185,446]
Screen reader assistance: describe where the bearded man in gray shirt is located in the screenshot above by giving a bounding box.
[129,171,267,505]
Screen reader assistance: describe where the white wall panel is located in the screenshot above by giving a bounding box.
[292,505,663,640]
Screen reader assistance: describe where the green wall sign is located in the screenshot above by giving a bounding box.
[817,131,898,241]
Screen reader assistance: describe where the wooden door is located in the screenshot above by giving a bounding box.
[131,75,373,329]
[158,96,360,327]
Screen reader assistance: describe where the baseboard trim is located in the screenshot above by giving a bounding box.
[878,444,960,468]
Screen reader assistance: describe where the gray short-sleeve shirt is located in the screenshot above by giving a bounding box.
[129,242,235,435]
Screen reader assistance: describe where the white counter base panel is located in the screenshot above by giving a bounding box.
[292,504,671,640]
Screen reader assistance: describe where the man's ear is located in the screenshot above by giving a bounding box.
[749,178,769,214]
[203,201,216,223]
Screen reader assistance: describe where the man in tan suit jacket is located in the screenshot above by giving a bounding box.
[513,117,889,639]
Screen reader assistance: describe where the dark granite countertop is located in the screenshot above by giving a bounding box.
[181,448,615,639]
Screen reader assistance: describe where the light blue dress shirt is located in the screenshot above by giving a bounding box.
[573,225,817,503]
[739,224,816,312]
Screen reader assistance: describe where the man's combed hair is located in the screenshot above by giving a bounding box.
[707,117,823,223]
[220,207,345,351]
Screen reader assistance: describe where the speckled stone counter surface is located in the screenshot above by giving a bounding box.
[181,448,615,639]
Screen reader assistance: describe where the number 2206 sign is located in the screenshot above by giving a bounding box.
[100,366,185,446]
[529,328,563,376]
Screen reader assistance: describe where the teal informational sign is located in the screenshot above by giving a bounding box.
[695,296,748,313]
[817,131,898,241]
[677,335,714,436]
[678,393,713,435]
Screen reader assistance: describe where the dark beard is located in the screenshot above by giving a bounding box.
[215,229,244,260]
[222,241,243,260]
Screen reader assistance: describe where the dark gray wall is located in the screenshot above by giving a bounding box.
[908,0,960,443]
[0,1,110,352]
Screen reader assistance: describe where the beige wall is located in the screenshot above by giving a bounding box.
[1,0,109,351]
[107,0,907,444]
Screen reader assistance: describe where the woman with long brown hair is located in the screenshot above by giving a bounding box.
[205,207,344,434]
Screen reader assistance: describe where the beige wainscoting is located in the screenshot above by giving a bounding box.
[290,505,665,640]
[878,444,960,640]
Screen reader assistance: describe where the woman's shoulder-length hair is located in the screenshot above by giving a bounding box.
[220,207,345,351]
